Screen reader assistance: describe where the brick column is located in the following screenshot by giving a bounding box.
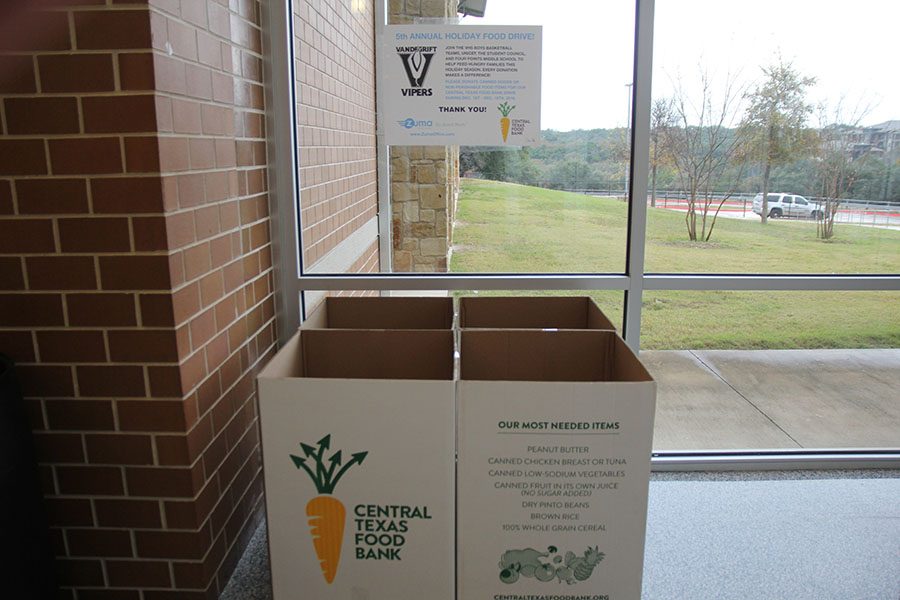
[0,1,273,597]
[389,0,460,272]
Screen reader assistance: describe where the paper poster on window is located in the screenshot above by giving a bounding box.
[380,25,542,146]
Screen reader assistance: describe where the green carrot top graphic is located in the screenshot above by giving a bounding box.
[290,434,368,494]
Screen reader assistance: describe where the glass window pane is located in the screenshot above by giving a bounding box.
[450,180,629,273]
[641,290,900,451]
[295,0,378,274]
[646,0,900,274]
[447,1,634,274]
[299,1,637,275]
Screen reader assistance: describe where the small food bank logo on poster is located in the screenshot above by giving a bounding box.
[498,102,515,143]
[290,434,434,584]
[397,46,435,95]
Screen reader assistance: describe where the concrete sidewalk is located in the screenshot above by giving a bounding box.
[643,349,900,451]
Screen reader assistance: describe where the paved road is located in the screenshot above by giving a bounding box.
[655,203,900,231]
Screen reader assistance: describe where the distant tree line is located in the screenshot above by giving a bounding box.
[460,59,898,242]
[460,124,897,202]
[460,130,630,192]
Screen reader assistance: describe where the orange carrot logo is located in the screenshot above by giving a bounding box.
[498,102,516,142]
[290,435,368,584]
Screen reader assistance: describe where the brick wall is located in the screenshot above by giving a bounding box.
[0,0,273,597]
[147,0,273,596]
[294,0,379,271]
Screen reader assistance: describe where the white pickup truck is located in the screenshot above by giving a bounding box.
[752,193,822,219]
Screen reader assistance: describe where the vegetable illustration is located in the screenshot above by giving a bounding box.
[498,102,516,142]
[535,563,556,582]
[556,547,605,584]
[499,545,605,585]
[290,435,368,584]
[499,547,548,581]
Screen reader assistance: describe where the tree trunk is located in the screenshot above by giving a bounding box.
[686,177,698,241]
[816,202,824,239]
[824,200,836,239]
[760,161,771,224]
[650,139,658,208]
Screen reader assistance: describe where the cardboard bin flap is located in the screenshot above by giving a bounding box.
[459,296,615,330]
[460,330,651,382]
[302,329,454,380]
[306,297,453,329]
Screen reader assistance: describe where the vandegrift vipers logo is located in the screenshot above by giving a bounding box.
[397,46,435,96]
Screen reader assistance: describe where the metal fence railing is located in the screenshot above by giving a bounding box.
[561,188,900,228]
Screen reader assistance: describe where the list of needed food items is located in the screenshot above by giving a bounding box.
[457,386,655,600]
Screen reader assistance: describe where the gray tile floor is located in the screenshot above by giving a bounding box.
[221,470,900,600]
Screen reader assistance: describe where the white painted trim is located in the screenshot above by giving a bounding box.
[623,0,655,353]
[262,0,302,346]
[375,0,392,272]
[305,217,379,275]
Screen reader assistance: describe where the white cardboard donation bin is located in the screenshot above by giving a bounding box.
[258,297,655,600]
[457,329,656,600]
[459,296,617,331]
[258,329,456,600]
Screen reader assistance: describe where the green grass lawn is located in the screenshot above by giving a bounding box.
[451,180,627,273]
[450,179,900,349]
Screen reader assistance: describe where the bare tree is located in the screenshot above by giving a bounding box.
[649,98,675,208]
[607,127,631,200]
[814,101,871,239]
[661,70,747,241]
[740,59,817,224]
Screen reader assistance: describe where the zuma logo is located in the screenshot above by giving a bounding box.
[398,118,433,129]
[396,47,436,88]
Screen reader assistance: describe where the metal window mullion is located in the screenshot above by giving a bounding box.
[652,450,900,471]
[289,273,900,292]
[263,0,303,346]
[375,0,393,275]
[643,274,900,291]
[623,0,656,352]
[292,274,631,291]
